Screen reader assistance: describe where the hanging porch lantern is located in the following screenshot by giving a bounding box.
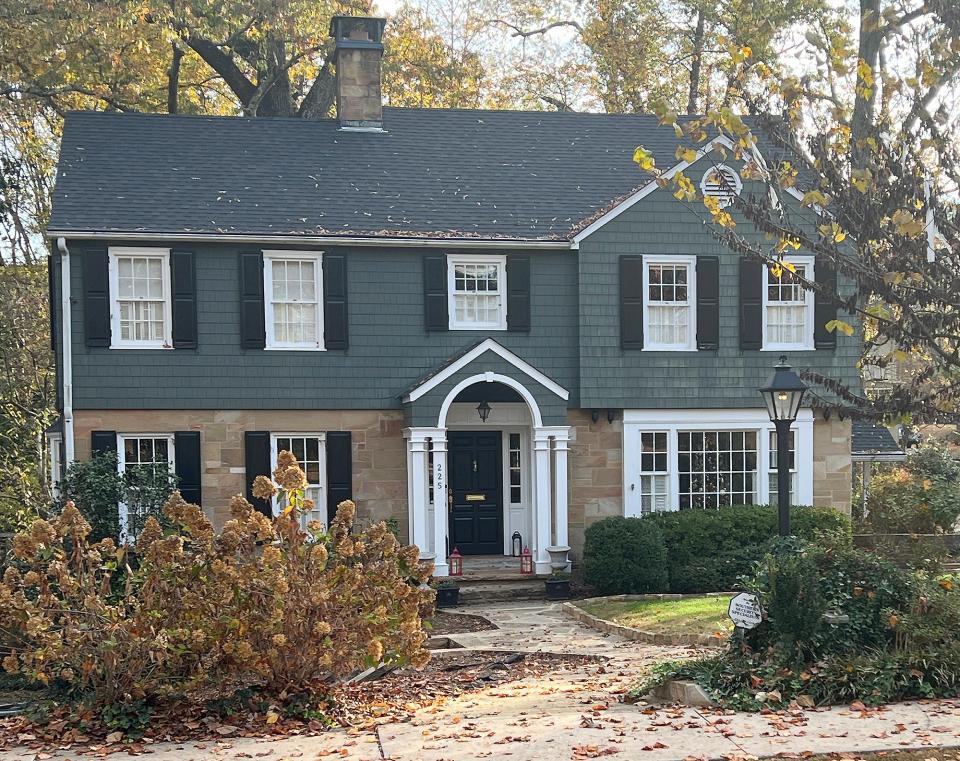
[520,546,534,575]
[511,531,523,557]
[449,547,463,576]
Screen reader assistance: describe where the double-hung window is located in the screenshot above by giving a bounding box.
[447,254,507,330]
[643,256,696,350]
[639,432,669,514]
[117,434,175,542]
[271,434,327,530]
[263,251,324,350]
[763,256,814,350]
[109,247,172,349]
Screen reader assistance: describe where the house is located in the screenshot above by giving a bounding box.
[45,16,861,575]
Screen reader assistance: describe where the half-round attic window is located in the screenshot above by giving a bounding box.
[700,165,742,208]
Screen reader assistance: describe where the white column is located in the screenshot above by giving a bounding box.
[533,428,553,574]
[431,432,449,576]
[553,429,570,550]
[405,429,429,553]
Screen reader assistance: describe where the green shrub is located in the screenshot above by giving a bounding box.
[582,506,851,595]
[863,442,960,536]
[59,452,178,541]
[649,505,851,593]
[637,539,960,708]
[582,517,669,594]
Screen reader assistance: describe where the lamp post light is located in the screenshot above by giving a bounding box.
[759,356,809,537]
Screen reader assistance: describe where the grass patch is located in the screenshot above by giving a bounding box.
[579,595,734,637]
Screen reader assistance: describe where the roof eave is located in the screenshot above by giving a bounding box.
[46,229,574,250]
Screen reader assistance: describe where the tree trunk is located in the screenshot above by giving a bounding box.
[687,10,706,114]
[167,42,184,114]
[850,0,882,169]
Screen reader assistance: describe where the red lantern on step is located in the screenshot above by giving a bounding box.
[449,548,463,576]
[520,546,533,575]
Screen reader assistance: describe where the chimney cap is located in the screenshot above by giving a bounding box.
[329,15,386,44]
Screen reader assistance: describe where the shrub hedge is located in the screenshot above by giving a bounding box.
[582,516,669,594]
[582,505,851,594]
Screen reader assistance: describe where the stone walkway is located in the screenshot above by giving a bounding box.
[4,602,960,760]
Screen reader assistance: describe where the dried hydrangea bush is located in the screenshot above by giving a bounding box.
[0,451,433,708]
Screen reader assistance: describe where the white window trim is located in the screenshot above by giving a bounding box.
[622,408,814,517]
[447,254,508,331]
[762,255,815,352]
[47,433,63,501]
[108,246,173,350]
[263,250,325,351]
[117,433,176,542]
[642,254,697,351]
[270,432,327,520]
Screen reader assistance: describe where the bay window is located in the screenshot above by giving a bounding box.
[624,409,813,516]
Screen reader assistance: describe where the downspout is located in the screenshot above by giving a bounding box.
[55,237,75,465]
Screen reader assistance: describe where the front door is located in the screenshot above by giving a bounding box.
[449,431,503,555]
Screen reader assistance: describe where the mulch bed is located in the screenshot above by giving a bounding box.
[0,650,598,754]
[426,611,498,636]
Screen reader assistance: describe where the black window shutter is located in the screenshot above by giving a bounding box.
[739,258,764,350]
[323,252,348,349]
[326,431,353,525]
[171,249,198,349]
[696,256,720,350]
[814,259,838,350]
[83,246,111,348]
[47,255,57,352]
[424,255,448,331]
[620,255,644,349]
[91,430,117,458]
[174,431,202,506]
[239,253,266,349]
[506,255,531,332]
[244,431,272,516]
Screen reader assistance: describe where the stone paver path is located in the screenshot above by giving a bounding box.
[4,601,960,760]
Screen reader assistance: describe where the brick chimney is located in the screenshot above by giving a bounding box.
[329,15,386,130]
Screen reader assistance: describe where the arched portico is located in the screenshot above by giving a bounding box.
[402,340,570,576]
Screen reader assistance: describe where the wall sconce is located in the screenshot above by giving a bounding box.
[591,409,600,423]
[476,400,492,422]
[606,408,616,424]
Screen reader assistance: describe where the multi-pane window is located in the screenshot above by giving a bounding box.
[273,435,326,529]
[109,248,171,348]
[509,433,522,504]
[767,430,797,505]
[264,252,323,349]
[643,257,695,350]
[639,432,669,514]
[117,434,175,541]
[448,255,507,330]
[677,431,758,509]
[764,259,813,350]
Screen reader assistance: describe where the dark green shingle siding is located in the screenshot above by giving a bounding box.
[68,243,580,411]
[576,180,862,409]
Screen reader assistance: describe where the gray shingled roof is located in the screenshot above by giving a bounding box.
[49,108,764,241]
[852,421,906,458]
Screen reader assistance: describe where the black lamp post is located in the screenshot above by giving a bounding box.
[759,356,808,537]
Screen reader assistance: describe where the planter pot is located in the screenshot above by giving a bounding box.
[546,545,571,573]
[544,579,571,601]
[435,586,460,608]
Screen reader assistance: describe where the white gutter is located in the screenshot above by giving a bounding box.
[55,237,75,465]
[47,230,571,251]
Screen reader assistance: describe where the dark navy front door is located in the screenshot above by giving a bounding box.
[449,431,502,555]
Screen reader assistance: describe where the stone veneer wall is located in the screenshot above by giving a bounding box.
[567,409,624,560]
[72,410,408,536]
[812,416,853,514]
